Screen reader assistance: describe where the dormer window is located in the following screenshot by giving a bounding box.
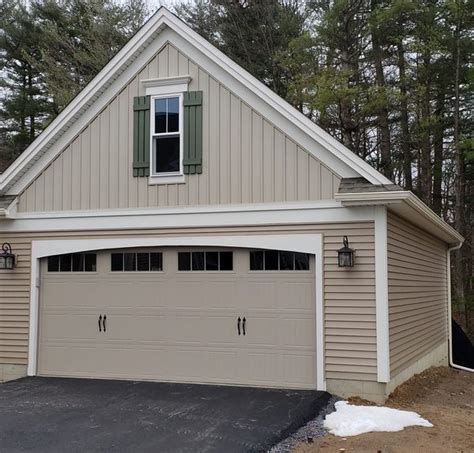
[151,94,183,178]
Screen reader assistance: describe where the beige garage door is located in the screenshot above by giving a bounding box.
[38,247,316,389]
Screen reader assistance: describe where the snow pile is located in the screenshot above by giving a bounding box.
[324,401,433,437]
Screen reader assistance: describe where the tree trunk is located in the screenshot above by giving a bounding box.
[432,90,444,215]
[419,53,432,205]
[453,12,465,310]
[339,48,355,150]
[397,42,412,190]
[27,66,35,139]
[370,0,392,180]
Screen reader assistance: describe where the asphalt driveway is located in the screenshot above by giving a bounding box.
[0,377,330,453]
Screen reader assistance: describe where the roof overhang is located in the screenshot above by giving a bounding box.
[0,7,392,196]
[335,191,464,246]
[0,197,17,219]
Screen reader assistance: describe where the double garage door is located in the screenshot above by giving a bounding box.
[38,247,316,389]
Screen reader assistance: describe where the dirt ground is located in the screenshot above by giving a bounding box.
[295,367,474,453]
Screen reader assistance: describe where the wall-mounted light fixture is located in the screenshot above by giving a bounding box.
[0,243,16,270]
[338,236,354,268]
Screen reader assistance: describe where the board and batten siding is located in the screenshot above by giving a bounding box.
[0,221,376,382]
[17,43,340,213]
[387,212,448,377]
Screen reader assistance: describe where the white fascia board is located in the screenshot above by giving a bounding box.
[2,7,391,195]
[336,191,464,246]
[0,202,378,233]
[335,191,412,205]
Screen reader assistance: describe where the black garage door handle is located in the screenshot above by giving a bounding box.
[98,315,102,332]
[237,317,241,336]
[242,317,246,336]
[103,315,107,333]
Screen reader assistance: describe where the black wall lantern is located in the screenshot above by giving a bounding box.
[338,236,354,268]
[0,243,16,270]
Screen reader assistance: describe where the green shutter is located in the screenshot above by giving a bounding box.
[133,96,150,177]
[183,91,203,174]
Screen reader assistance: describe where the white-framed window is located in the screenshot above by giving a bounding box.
[150,93,184,183]
[48,253,97,272]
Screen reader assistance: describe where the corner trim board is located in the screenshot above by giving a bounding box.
[28,233,326,391]
[374,206,390,382]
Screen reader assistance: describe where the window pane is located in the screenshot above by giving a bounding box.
[60,254,72,272]
[155,98,166,133]
[295,253,309,270]
[250,251,264,270]
[155,136,180,173]
[150,253,162,271]
[167,97,179,132]
[84,254,97,272]
[72,253,84,272]
[137,253,150,271]
[124,253,137,271]
[48,256,59,272]
[111,253,123,271]
[279,251,294,271]
[220,252,233,271]
[264,250,279,270]
[192,252,205,271]
[206,251,219,271]
[178,252,191,271]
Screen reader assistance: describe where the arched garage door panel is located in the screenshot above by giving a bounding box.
[38,248,316,389]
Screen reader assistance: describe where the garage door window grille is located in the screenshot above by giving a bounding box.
[48,253,97,272]
[178,251,233,271]
[249,250,309,271]
[111,252,163,272]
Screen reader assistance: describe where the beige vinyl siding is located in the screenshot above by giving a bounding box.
[387,212,448,377]
[0,221,375,381]
[17,43,341,213]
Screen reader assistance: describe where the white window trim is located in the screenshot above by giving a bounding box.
[149,89,185,185]
[142,76,191,96]
[28,233,326,391]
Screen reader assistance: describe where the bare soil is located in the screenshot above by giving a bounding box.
[295,367,474,453]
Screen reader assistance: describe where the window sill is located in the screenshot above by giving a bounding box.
[148,174,186,185]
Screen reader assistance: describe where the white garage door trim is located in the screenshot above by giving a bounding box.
[28,234,325,390]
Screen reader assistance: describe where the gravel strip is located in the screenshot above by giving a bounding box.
[269,396,340,452]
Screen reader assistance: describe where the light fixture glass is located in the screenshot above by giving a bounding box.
[338,236,354,268]
[0,243,15,270]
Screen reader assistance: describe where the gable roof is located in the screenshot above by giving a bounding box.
[0,7,393,196]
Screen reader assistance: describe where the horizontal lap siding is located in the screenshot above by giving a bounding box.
[0,237,31,364]
[323,223,376,381]
[17,43,340,213]
[387,212,448,377]
[0,221,376,381]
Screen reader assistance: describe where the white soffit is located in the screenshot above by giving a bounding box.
[1,7,392,196]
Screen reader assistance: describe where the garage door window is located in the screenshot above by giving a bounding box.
[178,251,233,271]
[48,253,97,272]
[250,250,309,271]
[111,252,163,272]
